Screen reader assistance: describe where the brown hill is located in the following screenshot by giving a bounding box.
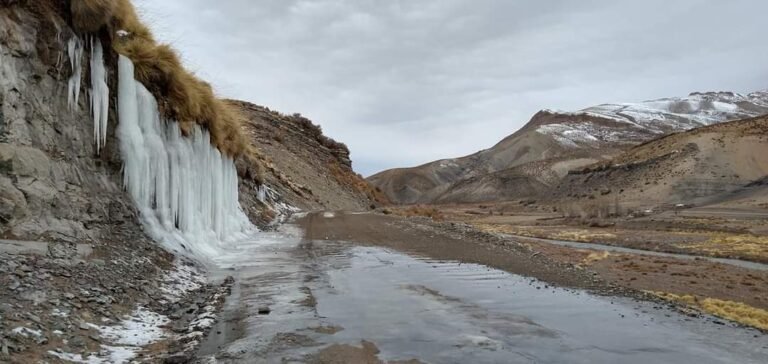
[369,92,768,205]
[552,115,768,209]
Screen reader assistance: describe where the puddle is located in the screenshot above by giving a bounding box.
[200,233,768,363]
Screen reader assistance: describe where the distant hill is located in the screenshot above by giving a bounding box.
[368,91,768,204]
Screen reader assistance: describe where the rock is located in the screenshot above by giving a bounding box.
[164,352,192,364]
[257,306,271,315]
[79,322,90,331]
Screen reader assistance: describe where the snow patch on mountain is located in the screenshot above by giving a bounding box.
[537,91,768,147]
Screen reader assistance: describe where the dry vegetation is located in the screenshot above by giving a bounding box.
[70,0,251,157]
[328,162,389,206]
[679,233,768,263]
[387,206,444,221]
[651,292,768,331]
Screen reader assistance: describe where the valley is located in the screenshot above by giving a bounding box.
[1,1,766,363]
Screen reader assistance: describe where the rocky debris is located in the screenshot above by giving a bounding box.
[158,277,235,363]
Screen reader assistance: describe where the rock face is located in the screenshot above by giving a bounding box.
[0,5,136,243]
[233,100,386,217]
[369,91,768,205]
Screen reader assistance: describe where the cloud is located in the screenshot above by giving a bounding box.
[134,0,768,176]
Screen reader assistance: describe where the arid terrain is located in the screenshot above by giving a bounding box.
[1,1,767,363]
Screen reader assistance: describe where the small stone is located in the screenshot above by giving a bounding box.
[79,322,90,331]
[257,306,271,315]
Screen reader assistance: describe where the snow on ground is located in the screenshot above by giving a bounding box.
[48,262,205,363]
[11,327,43,339]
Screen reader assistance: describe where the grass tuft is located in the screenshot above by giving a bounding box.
[70,0,116,32]
[70,0,250,158]
[651,291,768,331]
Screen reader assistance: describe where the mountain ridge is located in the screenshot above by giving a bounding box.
[368,90,768,204]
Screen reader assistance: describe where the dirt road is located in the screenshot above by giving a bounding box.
[195,211,767,363]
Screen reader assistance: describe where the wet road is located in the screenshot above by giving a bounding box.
[198,218,768,363]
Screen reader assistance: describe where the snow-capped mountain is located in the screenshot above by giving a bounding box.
[536,91,768,148]
[370,90,768,204]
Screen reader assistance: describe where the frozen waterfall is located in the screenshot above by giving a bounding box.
[66,37,83,111]
[90,38,109,153]
[117,55,253,260]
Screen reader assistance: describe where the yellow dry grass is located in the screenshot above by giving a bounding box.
[391,206,444,221]
[71,0,117,32]
[582,251,612,265]
[681,233,768,262]
[552,230,617,242]
[650,292,768,331]
[70,0,251,158]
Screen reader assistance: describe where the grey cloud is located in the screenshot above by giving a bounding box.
[134,0,768,176]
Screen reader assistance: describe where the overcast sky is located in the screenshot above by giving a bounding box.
[134,0,768,176]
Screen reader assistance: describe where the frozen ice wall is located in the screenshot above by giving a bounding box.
[66,37,83,111]
[117,55,253,261]
[90,38,109,153]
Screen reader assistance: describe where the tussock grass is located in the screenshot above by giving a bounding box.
[71,0,116,32]
[391,206,444,221]
[328,162,389,205]
[681,233,768,262]
[70,0,250,157]
[651,292,768,330]
[582,251,612,265]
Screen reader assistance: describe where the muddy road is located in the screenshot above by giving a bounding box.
[196,212,767,363]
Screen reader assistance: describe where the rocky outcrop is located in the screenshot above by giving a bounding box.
[0,4,136,243]
[233,100,386,215]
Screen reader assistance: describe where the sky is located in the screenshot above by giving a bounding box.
[133,0,768,176]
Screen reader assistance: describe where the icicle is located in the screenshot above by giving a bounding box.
[117,55,254,261]
[90,38,109,153]
[257,184,267,202]
[67,37,84,111]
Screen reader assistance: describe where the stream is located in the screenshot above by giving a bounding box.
[198,226,767,363]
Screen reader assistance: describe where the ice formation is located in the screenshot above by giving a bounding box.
[117,55,253,260]
[66,36,84,110]
[90,38,110,153]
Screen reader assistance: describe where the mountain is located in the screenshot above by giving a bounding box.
[552,115,768,208]
[368,91,768,204]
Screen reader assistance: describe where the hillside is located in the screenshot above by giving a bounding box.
[0,2,378,361]
[552,115,768,208]
[233,101,385,221]
[369,91,768,204]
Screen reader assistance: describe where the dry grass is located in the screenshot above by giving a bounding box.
[391,206,444,221]
[70,0,116,32]
[582,251,612,265]
[329,162,389,205]
[651,292,768,330]
[552,230,617,243]
[69,0,250,158]
[681,233,768,262]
